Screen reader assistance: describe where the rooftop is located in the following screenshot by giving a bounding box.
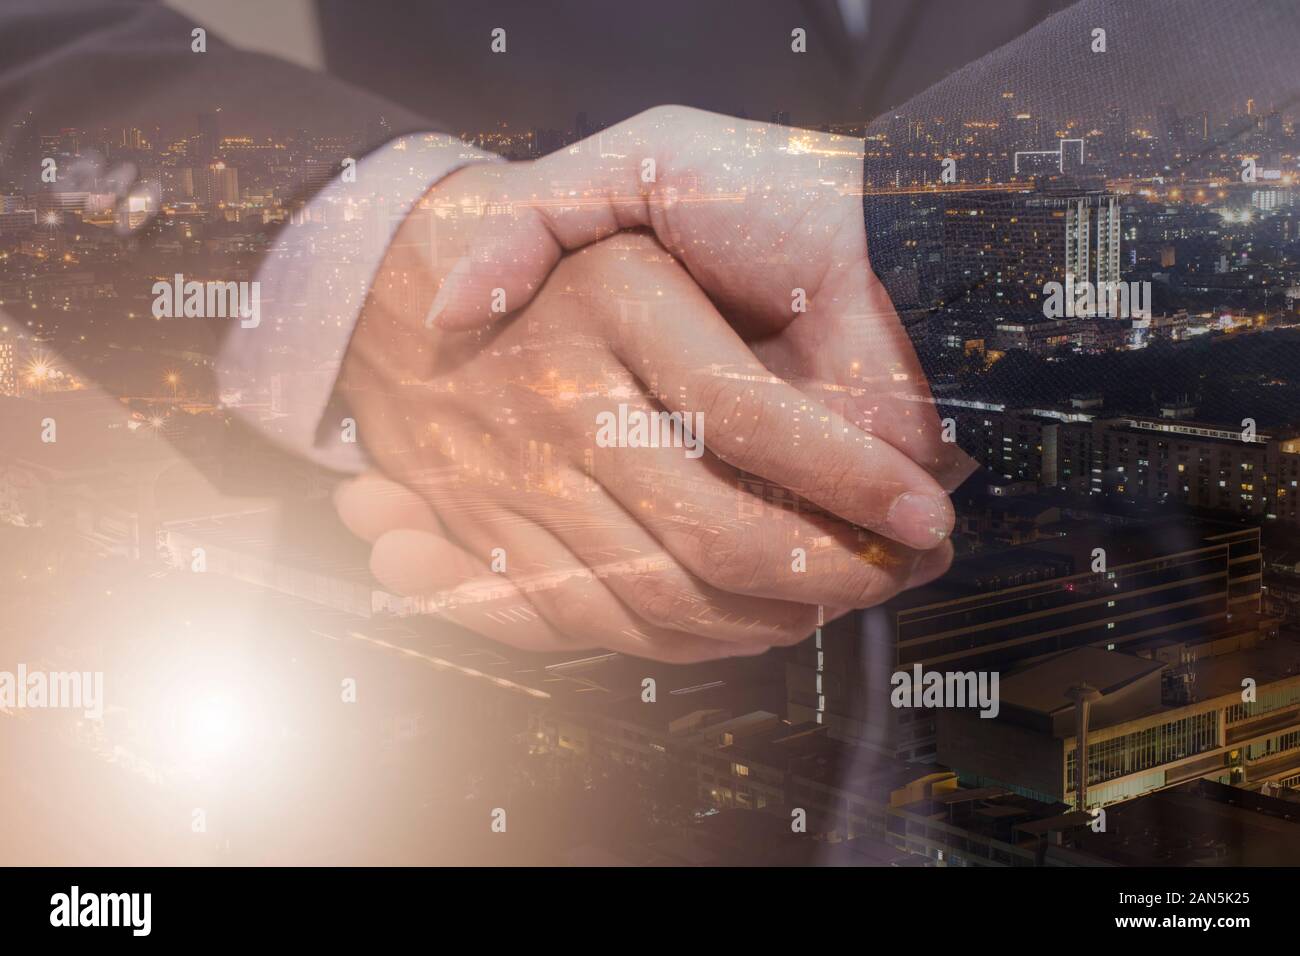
[998,646,1166,717]
[1188,634,1300,702]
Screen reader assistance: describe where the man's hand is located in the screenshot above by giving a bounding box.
[335,230,954,661]
[421,105,970,493]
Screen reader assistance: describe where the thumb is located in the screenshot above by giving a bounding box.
[421,164,571,329]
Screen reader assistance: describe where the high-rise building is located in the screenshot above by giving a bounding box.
[56,128,80,158]
[0,209,36,236]
[943,188,1122,315]
[120,126,147,151]
[6,111,40,190]
[1064,193,1122,289]
[1103,106,1129,150]
[0,331,16,397]
[198,161,239,205]
[1157,102,1183,153]
[195,111,220,161]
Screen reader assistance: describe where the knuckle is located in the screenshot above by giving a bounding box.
[689,523,766,594]
[801,454,861,511]
[625,573,698,633]
[693,377,773,472]
[841,549,908,607]
[543,582,602,638]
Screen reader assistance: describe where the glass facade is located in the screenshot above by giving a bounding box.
[1067,710,1218,792]
[1246,729,1300,761]
[1226,682,1300,724]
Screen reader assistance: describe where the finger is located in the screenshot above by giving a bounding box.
[585,408,933,608]
[573,236,955,549]
[369,527,578,653]
[501,473,822,646]
[422,116,663,332]
[336,472,595,653]
[334,471,445,544]
[432,487,771,663]
[753,268,977,493]
[335,472,572,649]
[384,404,816,648]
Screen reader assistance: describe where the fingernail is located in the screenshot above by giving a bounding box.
[886,492,954,550]
[424,258,470,328]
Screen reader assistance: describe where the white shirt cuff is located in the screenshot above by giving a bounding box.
[216,132,499,473]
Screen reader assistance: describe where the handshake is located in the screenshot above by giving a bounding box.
[332,107,972,662]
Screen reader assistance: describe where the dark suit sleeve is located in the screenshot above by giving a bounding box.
[863,0,1300,347]
[0,0,433,174]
